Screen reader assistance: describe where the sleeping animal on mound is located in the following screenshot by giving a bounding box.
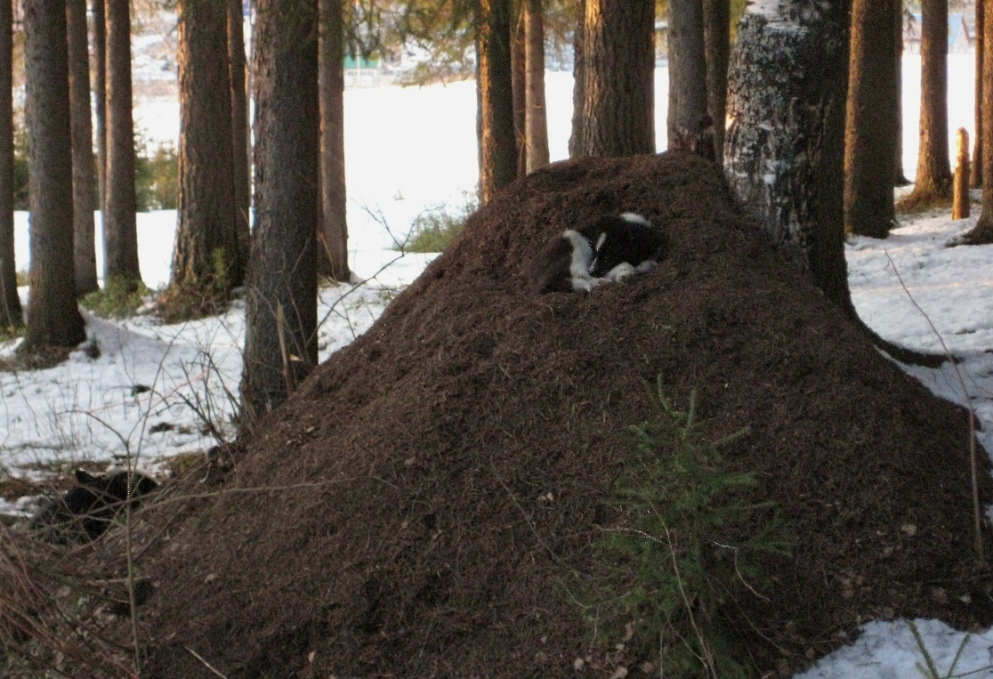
[30,469,158,544]
[529,212,669,293]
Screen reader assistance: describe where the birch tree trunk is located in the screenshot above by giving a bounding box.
[724,0,851,309]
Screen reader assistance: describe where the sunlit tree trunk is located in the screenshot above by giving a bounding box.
[725,0,851,309]
[904,0,952,204]
[703,0,730,160]
[0,0,20,329]
[229,0,251,279]
[668,0,713,158]
[476,0,517,203]
[22,0,85,350]
[104,0,142,286]
[171,0,240,297]
[845,0,897,238]
[318,0,349,281]
[67,0,97,295]
[572,0,655,157]
[525,0,549,172]
[241,0,319,430]
[961,1,993,244]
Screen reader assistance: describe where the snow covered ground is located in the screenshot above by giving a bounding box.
[2,53,993,676]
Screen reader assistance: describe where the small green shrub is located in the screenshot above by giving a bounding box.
[402,193,478,253]
[135,134,178,211]
[81,277,151,319]
[585,379,791,678]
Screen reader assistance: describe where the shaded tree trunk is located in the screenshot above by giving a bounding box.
[22,0,85,350]
[318,0,349,281]
[572,0,655,157]
[668,0,713,158]
[703,0,730,160]
[524,0,549,172]
[894,0,911,186]
[93,0,108,215]
[241,0,319,430]
[0,0,20,329]
[724,0,851,309]
[961,0,993,244]
[229,0,251,280]
[568,0,586,157]
[104,0,142,285]
[845,0,897,238]
[67,0,98,296]
[511,5,527,177]
[476,0,517,203]
[905,0,952,204]
[171,0,240,297]
[973,0,984,188]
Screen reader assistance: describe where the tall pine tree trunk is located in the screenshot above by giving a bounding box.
[703,0,729,160]
[668,0,712,158]
[568,0,586,157]
[104,0,142,286]
[511,6,527,178]
[894,0,911,185]
[961,0,993,243]
[318,0,349,281]
[93,0,108,215]
[524,0,549,172]
[241,0,319,430]
[725,0,851,309]
[572,0,655,157]
[0,0,20,329]
[229,0,251,281]
[905,0,952,204]
[845,0,897,238]
[171,0,240,298]
[67,0,97,296]
[22,0,85,350]
[476,0,517,203]
[973,0,984,188]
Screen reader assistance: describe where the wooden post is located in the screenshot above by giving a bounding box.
[953,127,971,220]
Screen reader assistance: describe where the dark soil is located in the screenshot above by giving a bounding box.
[120,152,993,678]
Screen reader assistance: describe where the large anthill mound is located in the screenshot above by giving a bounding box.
[133,152,992,678]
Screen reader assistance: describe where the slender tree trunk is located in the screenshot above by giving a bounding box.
[973,0,984,187]
[93,0,108,215]
[104,0,142,286]
[476,0,517,204]
[318,0,349,281]
[524,0,549,172]
[961,0,993,243]
[241,0,319,430]
[229,0,251,281]
[22,0,85,350]
[894,0,911,185]
[905,0,952,204]
[67,0,98,296]
[845,0,897,238]
[953,127,970,219]
[0,0,20,329]
[511,4,527,177]
[668,0,713,158]
[703,0,729,160]
[171,0,240,298]
[573,0,655,157]
[725,0,851,309]
[568,0,586,157]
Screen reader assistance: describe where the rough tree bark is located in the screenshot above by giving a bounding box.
[703,0,730,160]
[229,0,251,280]
[67,0,98,296]
[724,0,851,309]
[525,0,549,172]
[894,0,911,186]
[104,0,142,286]
[241,0,320,430]
[22,0,85,350]
[171,0,241,297]
[476,0,517,203]
[511,6,527,177]
[572,0,655,157]
[568,0,586,158]
[845,0,897,238]
[93,0,108,214]
[973,0,984,188]
[904,0,952,204]
[318,0,349,281]
[960,0,993,244]
[0,0,20,329]
[668,0,714,158]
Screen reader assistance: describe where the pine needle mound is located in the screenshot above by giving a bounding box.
[135,151,993,677]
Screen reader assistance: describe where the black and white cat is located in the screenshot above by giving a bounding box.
[530,212,668,293]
